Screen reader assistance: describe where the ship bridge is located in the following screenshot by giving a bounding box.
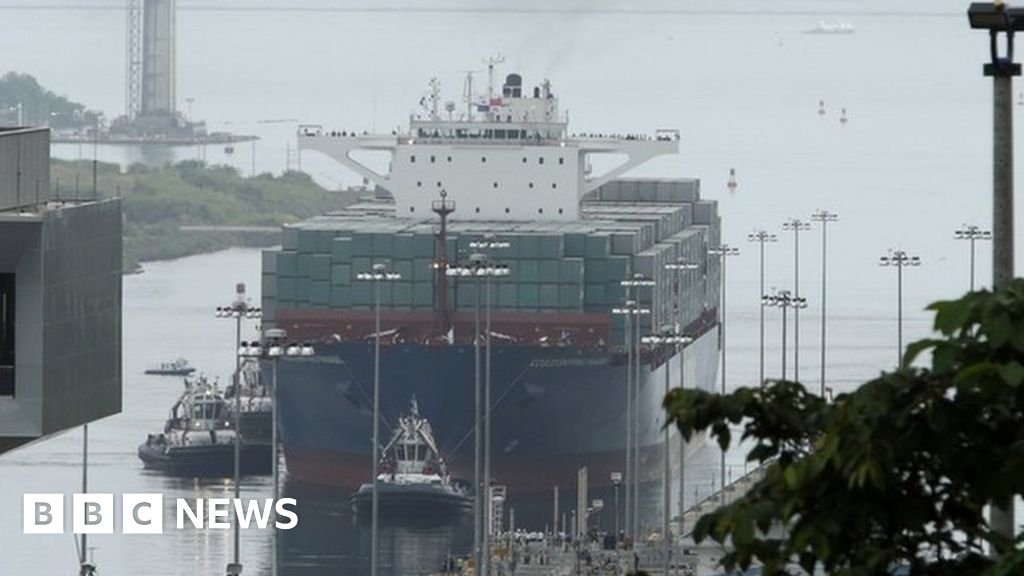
[298,127,677,222]
[298,72,679,222]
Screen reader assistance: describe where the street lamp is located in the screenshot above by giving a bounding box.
[620,273,655,536]
[781,219,811,382]
[448,250,509,576]
[810,210,839,398]
[641,331,693,576]
[611,298,651,538]
[954,224,993,291]
[215,283,261,576]
[762,289,808,381]
[968,2,1024,551]
[878,250,921,367]
[238,333,313,576]
[708,245,739,505]
[611,471,623,540]
[356,263,401,576]
[747,231,777,388]
[663,260,699,523]
[968,1,1022,290]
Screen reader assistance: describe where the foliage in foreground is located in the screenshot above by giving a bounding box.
[665,280,1024,576]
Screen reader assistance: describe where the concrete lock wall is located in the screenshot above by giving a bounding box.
[0,128,50,212]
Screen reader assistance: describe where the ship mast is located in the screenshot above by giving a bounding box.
[432,190,456,338]
[483,54,505,120]
[429,77,441,120]
[461,70,476,121]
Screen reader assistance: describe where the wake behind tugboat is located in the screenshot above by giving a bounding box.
[351,398,472,522]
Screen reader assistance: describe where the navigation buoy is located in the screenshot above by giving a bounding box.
[727,168,737,192]
[818,100,826,116]
[840,108,848,125]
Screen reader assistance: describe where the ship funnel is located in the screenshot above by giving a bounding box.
[503,73,522,98]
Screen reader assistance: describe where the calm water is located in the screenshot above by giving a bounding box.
[0,0,1020,573]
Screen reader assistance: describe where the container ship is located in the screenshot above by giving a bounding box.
[262,70,722,530]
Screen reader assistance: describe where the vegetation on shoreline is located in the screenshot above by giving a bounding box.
[51,159,354,272]
[0,72,101,128]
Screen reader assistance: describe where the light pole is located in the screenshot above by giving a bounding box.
[810,210,838,398]
[968,2,1019,290]
[954,224,992,291]
[611,298,650,538]
[356,263,402,576]
[968,2,1023,551]
[708,245,739,505]
[80,424,91,576]
[782,219,811,383]
[621,274,655,537]
[641,331,693,576]
[664,260,699,523]
[215,284,261,576]
[878,250,921,367]
[237,335,313,576]
[762,290,808,381]
[611,472,623,540]
[747,231,777,388]
[448,248,509,576]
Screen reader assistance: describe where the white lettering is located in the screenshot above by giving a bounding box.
[274,498,298,530]
[208,498,231,529]
[233,499,273,529]
[176,498,204,529]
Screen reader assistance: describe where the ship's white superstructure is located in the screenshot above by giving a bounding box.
[299,72,679,221]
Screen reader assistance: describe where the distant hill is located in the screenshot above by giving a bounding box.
[50,159,357,273]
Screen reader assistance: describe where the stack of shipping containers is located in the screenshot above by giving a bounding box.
[263,178,721,349]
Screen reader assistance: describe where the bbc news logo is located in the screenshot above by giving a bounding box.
[23,494,298,534]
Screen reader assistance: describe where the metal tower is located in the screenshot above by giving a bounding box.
[125,0,143,119]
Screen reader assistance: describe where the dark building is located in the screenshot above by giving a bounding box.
[0,127,122,455]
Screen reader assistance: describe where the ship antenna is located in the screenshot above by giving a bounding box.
[432,190,456,338]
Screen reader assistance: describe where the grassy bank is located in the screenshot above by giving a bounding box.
[51,159,354,272]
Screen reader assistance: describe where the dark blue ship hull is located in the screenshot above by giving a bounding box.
[276,328,718,531]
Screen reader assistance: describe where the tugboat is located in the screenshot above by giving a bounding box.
[138,376,271,476]
[226,360,273,447]
[351,398,472,520]
[144,357,196,376]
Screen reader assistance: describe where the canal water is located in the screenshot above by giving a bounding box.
[0,0,1020,573]
[0,244,932,576]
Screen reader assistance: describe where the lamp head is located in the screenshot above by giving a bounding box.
[968,2,1024,30]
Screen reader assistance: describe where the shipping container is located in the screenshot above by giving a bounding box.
[310,255,331,281]
[332,237,353,263]
[539,260,560,283]
[560,258,584,284]
[277,252,298,277]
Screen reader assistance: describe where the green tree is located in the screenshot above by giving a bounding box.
[0,72,100,128]
[664,280,1024,576]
